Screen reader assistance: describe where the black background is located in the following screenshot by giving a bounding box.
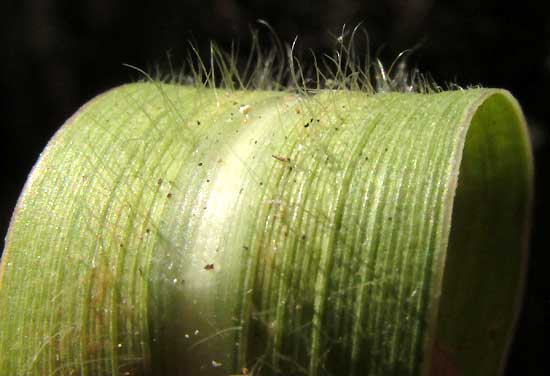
[1,1,548,374]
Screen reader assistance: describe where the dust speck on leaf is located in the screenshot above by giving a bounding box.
[272,154,290,163]
[239,104,251,115]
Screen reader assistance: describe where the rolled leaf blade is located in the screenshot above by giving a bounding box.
[0,83,532,375]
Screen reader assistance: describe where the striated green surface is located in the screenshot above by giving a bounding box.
[0,83,532,375]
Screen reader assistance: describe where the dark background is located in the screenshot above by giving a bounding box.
[1,0,548,374]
